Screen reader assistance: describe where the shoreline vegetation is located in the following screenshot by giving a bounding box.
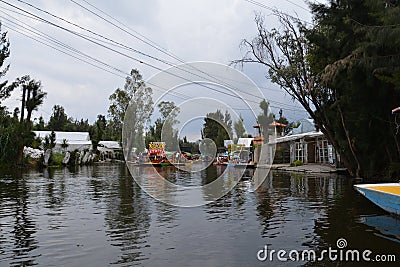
[1,1,400,180]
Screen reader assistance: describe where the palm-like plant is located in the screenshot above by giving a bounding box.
[24,79,46,132]
[15,75,47,164]
[61,138,69,152]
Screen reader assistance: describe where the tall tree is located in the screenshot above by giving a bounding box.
[0,23,11,105]
[234,114,246,139]
[48,105,69,131]
[235,2,400,178]
[11,76,47,164]
[114,69,153,153]
[157,101,180,150]
[202,109,233,148]
[23,77,46,133]
[0,23,15,163]
[109,69,153,143]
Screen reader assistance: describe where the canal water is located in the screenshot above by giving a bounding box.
[0,163,399,266]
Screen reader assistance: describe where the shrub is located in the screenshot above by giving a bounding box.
[290,160,303,167]
[49,152,64,166]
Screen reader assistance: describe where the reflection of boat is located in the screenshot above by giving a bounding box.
[358,214,400,242]
[223,143,255,168]
[360,215,400,242]
[214,152,228,165]
[354,183,400,216]
[224,162,255,168]
[173,161,193,167]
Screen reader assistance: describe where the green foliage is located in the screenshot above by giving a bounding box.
[48,105,69,131]
[290,160,303,167]
[0,108,20,163]
[0,26,47,166]
[202,109,233,148]
[114,69,153,152]
[33,116,46,130]
[49,152,64,167]
[43,131,56,150]
[31,135,42,149]
[0,24,11,104]
[61,138,69,151]
[236,3,400,179]
[234,114,246,139]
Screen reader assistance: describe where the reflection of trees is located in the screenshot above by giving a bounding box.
[203,168,251,221]
[0,168,38,265]
[254,172,342,240]
[154,201,178,227]
[104,164,151,264]
[43,168,66,210]
[254,172,276,237]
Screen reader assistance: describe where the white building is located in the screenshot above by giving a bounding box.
[97,141,121,152]
[237,138,254,148]
[34,131,92,152]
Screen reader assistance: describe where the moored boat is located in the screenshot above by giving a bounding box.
[354,183,400,216]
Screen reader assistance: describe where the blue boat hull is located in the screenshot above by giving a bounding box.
[354,184,400,216]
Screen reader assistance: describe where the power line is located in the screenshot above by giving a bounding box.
[67,0,299,106]
[283,0,309,12]
[1,0,308,115]
[0,12,128,77]
[14,0,181,69]
[9,0,266,104]
[244,0,312,24]
[71,0,184,65]
[0,11,192,101]
[1,1,258,103]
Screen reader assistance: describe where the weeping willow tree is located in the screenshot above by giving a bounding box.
[234,0,400,179]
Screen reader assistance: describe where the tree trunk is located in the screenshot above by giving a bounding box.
[20,86,26,124]
[319,124,357,177]
[338,105,361,177]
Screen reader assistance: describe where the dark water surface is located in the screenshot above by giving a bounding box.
[0,163,399,266]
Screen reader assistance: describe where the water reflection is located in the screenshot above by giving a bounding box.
[0,169,39,265]
[104,165,152,264]
[358,214,400,243]
[0,165,399,266]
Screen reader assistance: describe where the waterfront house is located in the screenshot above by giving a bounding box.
[270,119,337,165]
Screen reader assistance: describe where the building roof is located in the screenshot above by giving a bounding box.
[270,131,324,144]
[269,121,287,127]
[98,141,121,149]
[34,131,90,143]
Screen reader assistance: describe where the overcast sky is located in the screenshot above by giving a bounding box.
[0,0,318,139]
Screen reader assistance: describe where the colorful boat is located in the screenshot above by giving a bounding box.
[222,144,255,168]
[354,183,400,216]
[147,142,171,166]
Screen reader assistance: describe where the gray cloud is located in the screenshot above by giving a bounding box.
[1,0,311,124]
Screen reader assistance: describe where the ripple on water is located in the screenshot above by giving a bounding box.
[0,165,400,266]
